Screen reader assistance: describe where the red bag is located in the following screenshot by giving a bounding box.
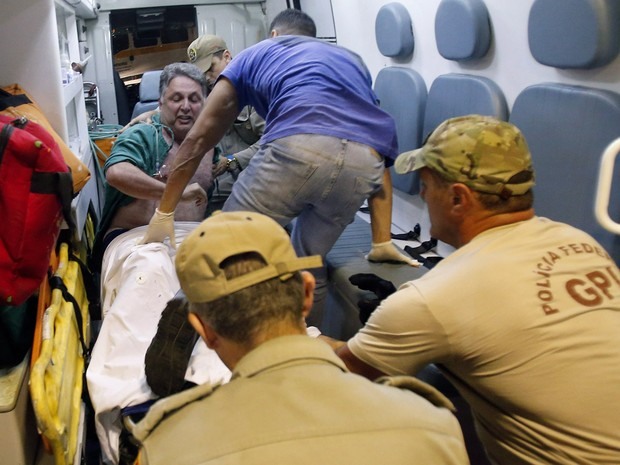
[0,115,73,305]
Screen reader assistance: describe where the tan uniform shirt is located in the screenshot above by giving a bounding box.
[133,335,469,465]
[349,217,620,464]
[218,105,264,164]
[211,105,264,201]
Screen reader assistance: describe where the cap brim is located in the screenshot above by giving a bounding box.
[394,147,425,174]
[194,54,214,73]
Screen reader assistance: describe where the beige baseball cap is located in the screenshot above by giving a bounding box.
[395,115,535,198]
[176,211,323,303]
[187,35,227,73]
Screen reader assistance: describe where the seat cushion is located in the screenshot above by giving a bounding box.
[375,2,414,58]
[510,83,620,261]
[324,216,427,340]
[434,0,492,61]
[373,67,427,194]
[528,0,620,69]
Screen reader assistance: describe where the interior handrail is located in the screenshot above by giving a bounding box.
[595,137,620,234]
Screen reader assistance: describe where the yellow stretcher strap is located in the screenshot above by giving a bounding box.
[48,275,89,363]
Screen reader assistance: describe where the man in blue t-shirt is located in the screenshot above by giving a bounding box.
[142,9,406,326]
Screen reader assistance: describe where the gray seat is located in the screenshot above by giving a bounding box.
[375,2,415,58]
[434,0,491,61]
[423,73,508,136]
[374,67,427,194]
[510,83,620,262]
[528,0,620,69]
[131,70,162,120]
[512,1,620,261]
[373,3,425,195]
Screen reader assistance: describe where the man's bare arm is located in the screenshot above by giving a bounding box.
[107,162,167,200]
[366,169,420,266]
[120,108,159,132]
[319,335,387,381]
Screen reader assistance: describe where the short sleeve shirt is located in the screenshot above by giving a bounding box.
[221,36,398,160]
[349,217,620,464]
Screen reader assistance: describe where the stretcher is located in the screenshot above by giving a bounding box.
[87,224,231,465]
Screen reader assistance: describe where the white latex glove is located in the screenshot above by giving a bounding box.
[140,208,175,247]
[306,326,322,338]
[366,241,421,267]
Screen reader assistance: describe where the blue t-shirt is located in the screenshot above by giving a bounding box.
[221,36,398,160]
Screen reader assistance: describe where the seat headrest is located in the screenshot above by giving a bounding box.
[375,2,414,58]
[434,0,492,61]
[139,70,163,102]
[528,0,620,69]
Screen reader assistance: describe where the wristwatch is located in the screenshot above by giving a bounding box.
[226,155,240,172]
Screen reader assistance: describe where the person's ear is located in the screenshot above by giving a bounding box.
[450,183,472,211]
[300,271,316,319]
[270,29,279,38]
[188,312,218,349]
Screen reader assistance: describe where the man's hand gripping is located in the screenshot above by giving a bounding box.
[140,208,176,246]
[140,183,207,247]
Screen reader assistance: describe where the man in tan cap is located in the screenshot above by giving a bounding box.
[326,115,620,464]
[186,34,227,78]
[187,34,264,213]
[130,210,469,465]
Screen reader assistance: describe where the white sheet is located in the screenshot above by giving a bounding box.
[86,224,232,465]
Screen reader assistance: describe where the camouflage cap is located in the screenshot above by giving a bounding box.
[187,35,227,73]
[175,211,323,303]
[395,115,535,198]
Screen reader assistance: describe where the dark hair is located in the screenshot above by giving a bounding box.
[159,62,208,98]
[426,167,534,213]
[476,189,534,213]
[269,9,317,38]
[189,252,305,344]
